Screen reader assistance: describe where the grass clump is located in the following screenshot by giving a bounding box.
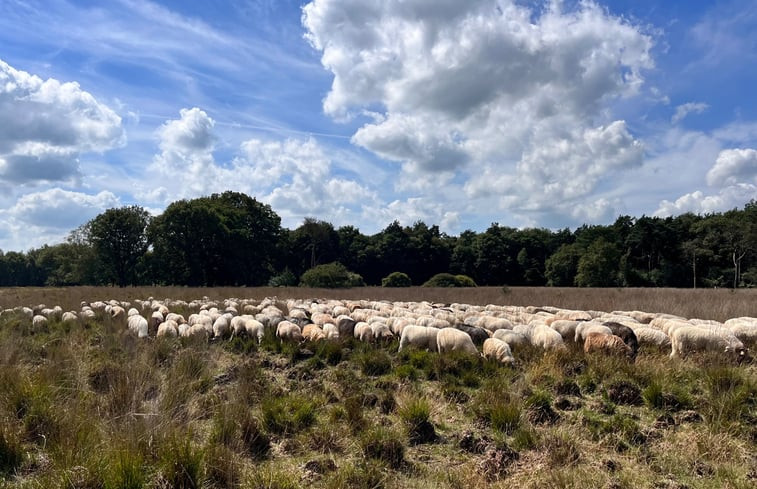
[642,380,693,412]
[323,460,386,489]
[159,435,205,489]
[102,449,146,489]
[397,395,436,444]
[473,382,522,435]
[261,394,317,435]
[244,465,300,489]
[360,426,405,469]
[0,425,24,477]
[356,349,392,376]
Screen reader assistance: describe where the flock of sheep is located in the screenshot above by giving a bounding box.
[5,297,755,364]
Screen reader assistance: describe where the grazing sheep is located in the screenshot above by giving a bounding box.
[634,328,671,350]
[276,320,303,342]
[212,316,230,339]
[398,326,440,352]
[603,322,639,359]
[303,323,326,342]
[670,327,746,359]
[455,325,490,346]
[323,323,339,340]
[724,318,757,346]
[150,311,164,335]
[157,320,179,337]
[574,323,613,343]
[370,322,394,341]
[336,315,357,338]
[437,328,479,356]
[354,322,374,343]
[584,332,633,358]
[492,329,530,349]
[531,325,567,350]
[483,338,515,365]
[32,315,48,331]
[127,315,149,338]
[550,320,580,342]
[127,308,140,317]
[61,311,79,324]
[243,318,265,343]
[165,313,186,325]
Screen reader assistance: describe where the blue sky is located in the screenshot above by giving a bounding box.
[0,0,755,251]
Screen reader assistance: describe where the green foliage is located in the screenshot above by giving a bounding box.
[86,205,151,287]
[422,272,477,287]
[159,436,205,489]
[268,267,298,287]
[356,349,392,376]
[642,381,693,412]
[244,466,300,489]
[103,449,146,489]
[300,262,364,288]
[545,243,582,286]
[261,395,317,435]
[381,271,412,287]
[575,238,622,287]
[360,427,405,468]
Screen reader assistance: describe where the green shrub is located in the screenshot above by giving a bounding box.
[262,395,317,435]
[300,262,364,288]
[356,350,392,377]
[398,396,436,444]
[422,273,477,287]
[381,272,412,287]
[268,268,298,287]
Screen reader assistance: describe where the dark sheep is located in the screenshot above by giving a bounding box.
[603,322,639,359]
[455,324,490,346]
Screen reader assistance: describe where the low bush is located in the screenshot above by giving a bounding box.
[422,273,477,287]
[397,395,436,444]
[356,350,392,377]
[262,394,317,435]
[300,262,364,288]
[381,272,412,287]
[268,268,298,287]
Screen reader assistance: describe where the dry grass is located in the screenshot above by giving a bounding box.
[0,290,755,488]
[2,286,756,321]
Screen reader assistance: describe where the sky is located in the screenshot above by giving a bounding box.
[0,0,755,251]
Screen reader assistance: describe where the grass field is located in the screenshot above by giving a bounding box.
[0,288,755,488]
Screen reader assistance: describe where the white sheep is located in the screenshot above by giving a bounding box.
[276,320,303,342]
[531,324,567,350]
[243,318,265,343]
[61,311,79,324]
[550,320,580,342]
[492,329,529,349]
[157,320,179,337]
[354,322,374,342]
[212,316,230,339]
[398,326,440,352]
[670,326,746,359]
[127,315,149,338]
[370,322,394,341]
[483,338,515,365]
[437,328,479,356]
[633,328,671,349]
[323,323,339,340]
[32,315,48,331]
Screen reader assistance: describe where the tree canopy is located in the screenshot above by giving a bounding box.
[1,193,755,289]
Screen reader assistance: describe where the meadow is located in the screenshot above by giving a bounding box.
[0,287,755,488]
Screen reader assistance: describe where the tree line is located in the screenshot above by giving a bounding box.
[1,191,755,288]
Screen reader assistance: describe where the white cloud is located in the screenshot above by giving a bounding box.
[671,102,709,124]
[706,148,757,186]
[0,188,120,250]
[654,184,757,217]
[145,108,380,229]
[303,0,654,222]
[0,59,124,184]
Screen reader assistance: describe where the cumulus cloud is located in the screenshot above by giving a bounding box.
[303,0,653,221]
[0,188,120,250]
[146,108,379,229]
[671,102,709,124]
[706,148,757,186]
[654,184,757,217]
[0,59,124,184]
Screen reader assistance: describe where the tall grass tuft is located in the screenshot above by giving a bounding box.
[261,394,317,435]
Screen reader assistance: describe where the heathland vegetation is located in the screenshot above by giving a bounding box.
[0,292,754,488]
[0,191,755,289]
